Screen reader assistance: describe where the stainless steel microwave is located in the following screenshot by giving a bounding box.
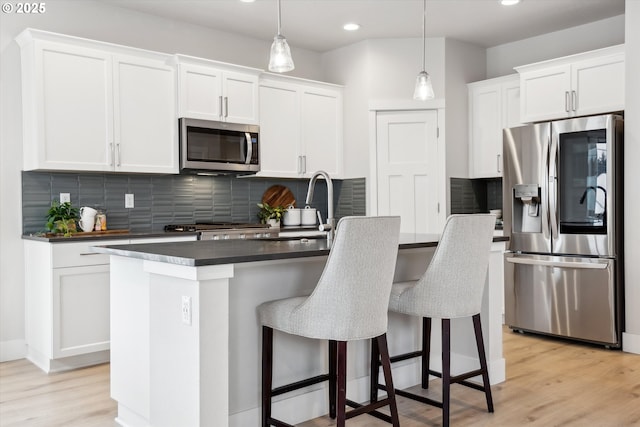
[179,118,259,174]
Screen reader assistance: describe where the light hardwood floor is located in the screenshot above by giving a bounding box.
[1,328,639,426]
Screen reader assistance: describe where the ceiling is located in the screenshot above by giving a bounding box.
[97,0,625,52]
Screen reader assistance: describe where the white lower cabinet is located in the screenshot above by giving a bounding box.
[24,235,195,373]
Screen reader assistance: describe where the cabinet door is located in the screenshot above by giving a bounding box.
[178,63,223,120]
[502,79,521,129]
[258,83,301,177]
[223,71,259,125]
[300,87,343,177]
[572,53,625,117]
[469,83,502,178]
[52,264,110,358]
[113,55,178,173]
[28,41,113,171]
[520,65,571,123]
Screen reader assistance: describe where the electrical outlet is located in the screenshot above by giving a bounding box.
[125,193,134,209]
[181,296,192,325]
[60,193,70,203]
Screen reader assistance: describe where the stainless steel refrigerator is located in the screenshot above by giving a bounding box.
[503,113,624,347]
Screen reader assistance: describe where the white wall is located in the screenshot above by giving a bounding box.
[486,14,625,78]
[443,39,486,208]
[321,37,446,183]
[0,0,324,361]
[623,0,640,354]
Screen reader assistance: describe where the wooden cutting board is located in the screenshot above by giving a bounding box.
[261,185,296,208]
[73,229,130,236]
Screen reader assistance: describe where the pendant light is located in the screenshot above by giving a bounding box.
[268,0,295,73]
[413,0,435,100]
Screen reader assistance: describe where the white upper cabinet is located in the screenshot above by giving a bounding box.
[516,45,625,123]
[113,54,177,173]
[17,29,178,173]
[176,55,260,125]
[468,74,521,178]
[258,74,343,179]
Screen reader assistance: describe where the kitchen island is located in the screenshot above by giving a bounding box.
[94,234,507,427]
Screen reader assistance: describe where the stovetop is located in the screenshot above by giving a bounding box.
[164,222,270,232]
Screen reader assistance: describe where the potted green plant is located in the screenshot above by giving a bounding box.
[257,202,286,227]
[46,201,79,237]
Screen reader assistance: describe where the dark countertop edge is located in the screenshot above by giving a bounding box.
[191,248,332,266]
[22,231,199,243]
[91,236,508,267]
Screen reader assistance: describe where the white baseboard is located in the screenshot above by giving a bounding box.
[26,348,110,373]
[0,339,26,362]
[623,332,640,354]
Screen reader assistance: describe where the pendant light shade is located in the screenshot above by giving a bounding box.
[413,0,434,100]
[413,71,435,100]
[268,0,294,73]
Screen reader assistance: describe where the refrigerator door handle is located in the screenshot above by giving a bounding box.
[548,132,559,241]
[505,257,608,270]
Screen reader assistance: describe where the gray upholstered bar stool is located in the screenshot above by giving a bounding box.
[258,216,401,427]
[371,214,496,427]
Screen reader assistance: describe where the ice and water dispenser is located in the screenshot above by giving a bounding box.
[512,184,541,233]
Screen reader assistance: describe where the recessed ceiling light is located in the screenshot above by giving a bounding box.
[343,23,360,31]
[501,0,521,5]
[240,0,255,3]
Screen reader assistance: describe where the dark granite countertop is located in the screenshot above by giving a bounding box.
[91,234,508,267]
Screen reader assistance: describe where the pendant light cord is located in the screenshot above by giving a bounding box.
[421,0,426,72]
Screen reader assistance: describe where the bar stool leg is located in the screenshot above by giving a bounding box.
[442,319,451,427]
[473,314,494,412]
[336,341,347,427]
[262,326,273,427]
[369,337,380,403]
[422,317,431,389]
[329,340,337,418]
[377,334,401,427]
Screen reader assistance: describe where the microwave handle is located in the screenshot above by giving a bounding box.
[244,132,253,164]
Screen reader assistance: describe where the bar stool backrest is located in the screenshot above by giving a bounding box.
[289,216,401,341]
[399,214,495,319]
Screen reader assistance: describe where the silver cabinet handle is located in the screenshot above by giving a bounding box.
[80,252,103,256]
[497,154,501,173]
[302,155,307,174]
[571,90,577,112]
[297,156,302,174]
[116,143,121,167]
[224,96,229,118]
[219,96,223,119]
[564,91,570,112]
[109,143,114,166]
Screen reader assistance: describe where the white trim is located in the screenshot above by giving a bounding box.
[622,332,640,355]
[368,98,445,111]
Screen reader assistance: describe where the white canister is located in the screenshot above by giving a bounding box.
[282,207,301,226]
[301,206,317,226]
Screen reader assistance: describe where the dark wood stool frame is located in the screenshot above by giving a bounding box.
[262,326,401,427]
[370,314,494,427]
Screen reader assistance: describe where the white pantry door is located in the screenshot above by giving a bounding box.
[376,110,440,234]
